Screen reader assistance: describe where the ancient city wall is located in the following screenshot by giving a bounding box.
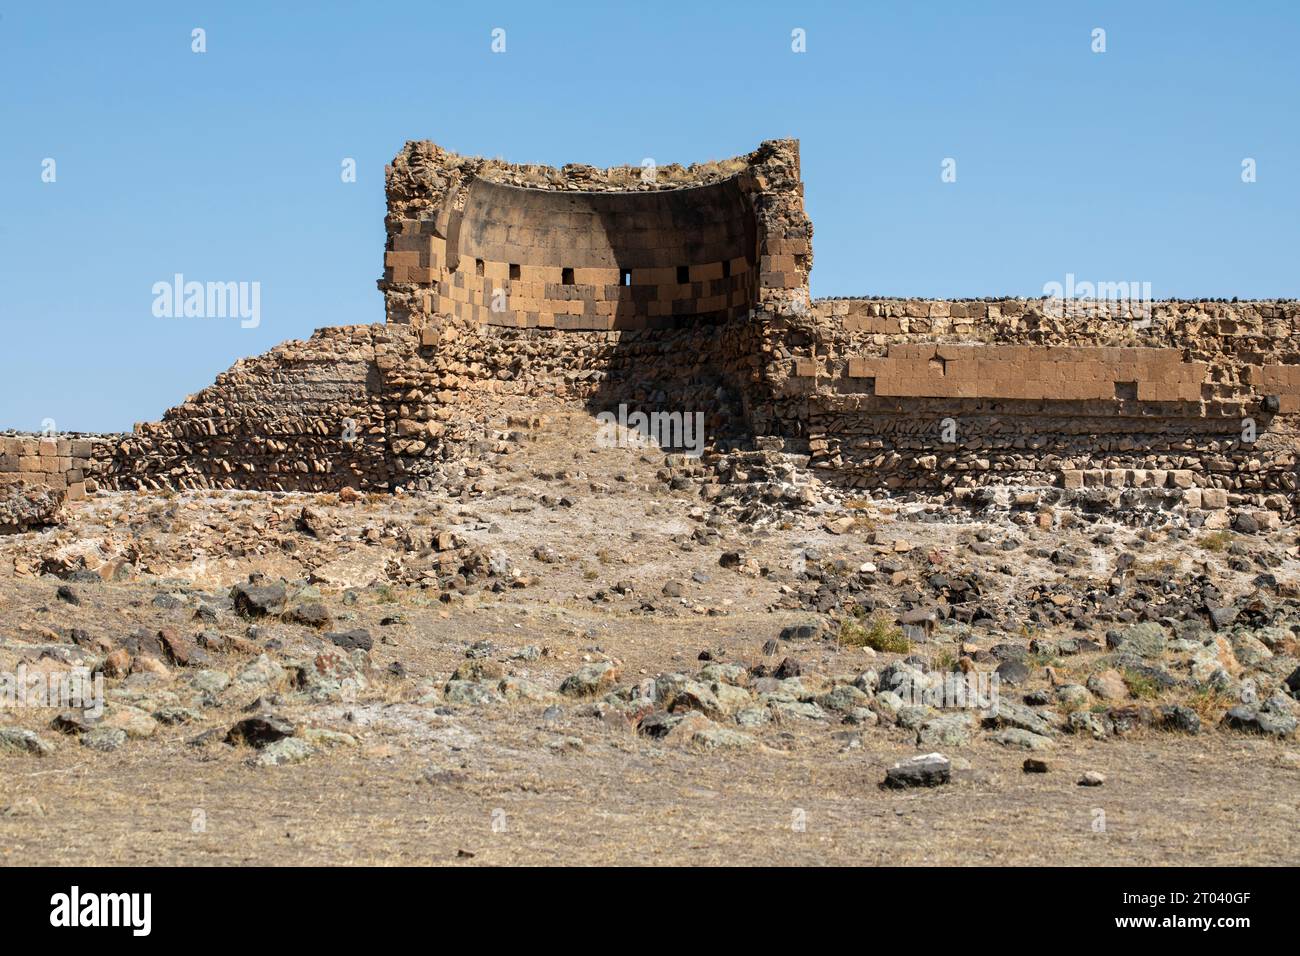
[82,315,760,495]
[760,298,1300,514]
[91,326,388,492]
[0,436,93,501]
[10,137,1297,522]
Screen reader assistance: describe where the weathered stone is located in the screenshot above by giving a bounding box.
[1107,622,1167,659]
[559,661,621,698]
[884,753,951,789]
[225,715,296,748]
[0,728,54,757]
[231,583,287,618]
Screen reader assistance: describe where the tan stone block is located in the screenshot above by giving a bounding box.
[847,358,878,378]
[1200,488,1228,509]
[385,250,419,270]
[760,254,796,274]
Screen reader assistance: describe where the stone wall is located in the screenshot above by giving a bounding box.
[77,315,760,496]
[9,136,1296,522]
[383,313,759,491]
[0,435,93,501]
[763,298,1300,512]
[91,326,388,492]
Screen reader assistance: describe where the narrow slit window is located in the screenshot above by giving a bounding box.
[620,269,632,286]
[721,259,731,278]
[509,263,521,280]
[561,267,575,285]
[475,259,485,277]
[677,265,690,284]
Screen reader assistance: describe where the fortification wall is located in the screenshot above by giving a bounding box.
[0,436,93,501]
[384,313,759,490]
[91,326,387,492]
[82,316,758,495]
[11,137,1296,524]
[760,298,1300,514]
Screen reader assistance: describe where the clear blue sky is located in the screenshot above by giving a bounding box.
[2,1,1297,432]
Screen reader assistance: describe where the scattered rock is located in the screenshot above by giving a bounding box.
[231,582,288,618]
[285,603,332,630]
[559,660,622,697]
[1087,669,1129,701]
[992,728,1053,750]
[81,727,128,752]
[157,628,196,666]
[1222,699,1298,738]
[0,728,54,757]
[324,629,373,652]
[884,752,951,789]
[1106,622,1167,659]
[253,737,314,767]
[225,715,296,748]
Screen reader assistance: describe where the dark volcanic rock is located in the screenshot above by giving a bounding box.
[779,621,823,642]
[285,602,332,630]
[774,657,802,679]
[325,628,373,652]
[231,582,288,618]
[884,753,951,789]
[225,715,296,748]
[1157,704,1202,734]
[995,659,1031,686]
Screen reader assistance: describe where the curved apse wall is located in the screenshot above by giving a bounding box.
[449,179,756,329]
[380,140,812,331]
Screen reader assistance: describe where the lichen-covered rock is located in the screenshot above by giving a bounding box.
[559,661,621,698]
[1108,623,1168,659]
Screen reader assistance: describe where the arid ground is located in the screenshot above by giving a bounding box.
[2,408,1298,865]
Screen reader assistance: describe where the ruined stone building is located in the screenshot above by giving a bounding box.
[3,139,1297,520]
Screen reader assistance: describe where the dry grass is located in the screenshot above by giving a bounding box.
[1197,530,1233,552]
[839,614,909,653]
[1185,685,1238,725]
